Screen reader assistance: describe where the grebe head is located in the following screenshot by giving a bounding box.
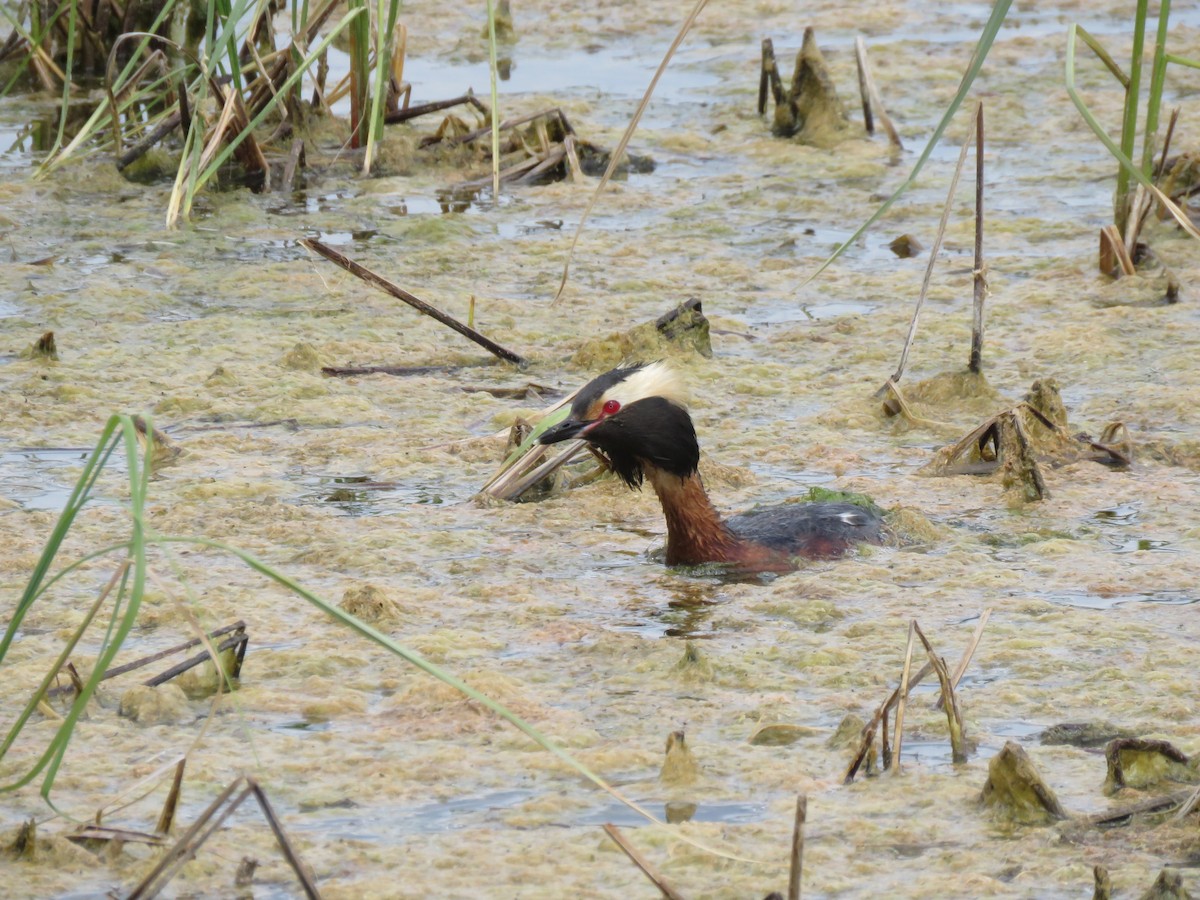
[564,361,684,421]
[540,395,700,489]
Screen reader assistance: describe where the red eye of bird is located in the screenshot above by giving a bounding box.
[601,399,621,417]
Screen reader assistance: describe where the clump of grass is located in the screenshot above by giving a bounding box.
[3,0,409,224]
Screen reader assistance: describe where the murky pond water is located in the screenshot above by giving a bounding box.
[3,0,1200,897]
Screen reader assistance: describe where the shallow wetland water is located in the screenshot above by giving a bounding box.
[2,0,1200,896]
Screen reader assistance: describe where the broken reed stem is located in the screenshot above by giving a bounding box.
[553,0,709,304]
[845,609,991,783]
[938,608,992,709]
[129,777,320,900]
[843,661,933,783]
[854,37,902,149]
[854,38,873,134]
[890,621,917,774]
[602,824,687,900]
[913,622,967,764]
[969,102,985,374]
[788,794,807,900]
[1099,224,1136,276]
[884,101,980,389]
[47,621,247,698]
[249,781,322,899]
[154,758,187,835]
[300,238,527,368]
[880,705,890,771]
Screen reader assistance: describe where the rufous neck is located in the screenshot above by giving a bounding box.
[645,466,740,566]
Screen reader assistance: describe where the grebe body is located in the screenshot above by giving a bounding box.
[540,390,882,572]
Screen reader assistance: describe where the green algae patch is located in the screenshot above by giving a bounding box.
[660,730,701,785]
[1103,739,1199,795]
[118,683,191,725]
[979,742,1067,825]
[749,723,822,746]
[339,582,407,625]
[281,342,324,371]
[571,299,712,370]
[673,640,716,682]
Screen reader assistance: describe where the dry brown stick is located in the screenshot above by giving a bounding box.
[128,778,251,899]
[117,111,183,171]
[321,364,468,378]
[155,758,187,835]
[787,795,807,900]
[130,777,322,900]
[249,780,322,899]
[385,93,486,124]
[301,238,527,367]
[880,704,890,770]
[937,608,992,709]
[513,145,569,185]
[891,621,917,774]
[843,660,934,783]
[854,37,902,149]
[883,101,979,389]
[602,824,687,900]
[969,102,986,374]
[913,623,967,763]
[1077,787,1195,828]
[142,632,248,688]
[854,38,873,134]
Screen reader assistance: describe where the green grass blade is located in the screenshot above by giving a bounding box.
[1114,0,1149,233]
[363,0,403,173]
[47,0,79,160]
[1065,23,1200,241]
[1140,0,1171,175]
[193,8,365,191]
[485,0,501,197]
[800,0,1014,287]
[0,417,123,663]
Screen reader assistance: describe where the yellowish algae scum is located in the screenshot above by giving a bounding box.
[2,0,1200,896]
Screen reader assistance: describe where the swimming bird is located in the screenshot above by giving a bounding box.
[539,373,884,572]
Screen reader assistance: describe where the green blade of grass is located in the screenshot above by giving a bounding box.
[485,0,501,197]
[800,0,1013,287]
[1065,23,1200,241]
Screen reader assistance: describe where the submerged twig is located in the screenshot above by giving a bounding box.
[300,238,527,368]
[603,824,687,900]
